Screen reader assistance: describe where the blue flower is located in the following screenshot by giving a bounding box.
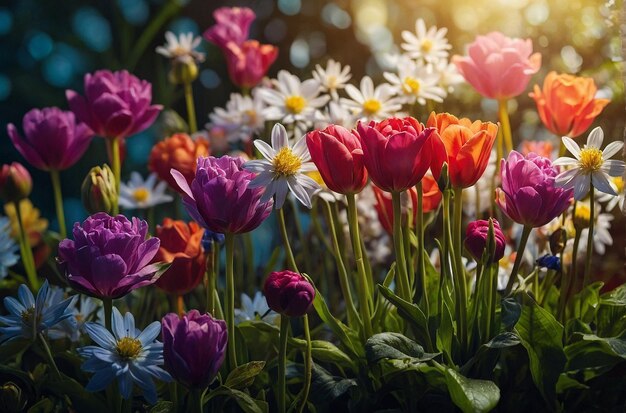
[201,229,225,252]
[0,280,75,343]
[536,254,561,271]
[77,307,171,404]
[47,287,101,342]
[0,216,19,279]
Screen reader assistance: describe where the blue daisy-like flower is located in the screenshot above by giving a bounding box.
[0,280,76,344]
[47,286,102,342]
[0,216,19,280]
[77,307,171,404]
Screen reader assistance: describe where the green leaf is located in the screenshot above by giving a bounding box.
[225,361,266,390]
[501,298,521,330]
[514,296,565,405]
[484,332,521,349]
[207,387,268,413]
[565,332,626,372]
[378,285,431,348]
[150,401,175,413]
[310,364,357,404]
[289,339,355,369]
[444,368,500,413]
[27,398,54,413]
[42,374,109,413]
[556,374,588,394]
[366,333,426,363]
[571,281,603,323]
[597,284,626,337]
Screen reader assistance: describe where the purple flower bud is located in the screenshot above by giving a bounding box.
[0,162,32,203]
[162,310,227,388]
[203,7,256,50]
[66,70,162,140]
[465,219,506,263]
[263,270,315,317]
[57,213,160,298]
[171,156,273,234]
[7,107,93,171]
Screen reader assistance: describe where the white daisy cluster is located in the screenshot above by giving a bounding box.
[208,90,267,144]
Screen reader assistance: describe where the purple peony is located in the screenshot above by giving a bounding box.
[7,107,93,171]
[66,70,162,140]
[162,310,227,388]
[171,155,273,234]
[496,151,573,228]
[58,213,161,298]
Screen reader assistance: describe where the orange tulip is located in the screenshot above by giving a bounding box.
[428,112,498,189]
[529,72,609,138]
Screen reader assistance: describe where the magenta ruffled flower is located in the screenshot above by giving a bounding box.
[162,310,227,388]
[7,108,93,171]
[465,219,506,263]
[496,151,573,228]
[58,213,161,298]
[203,7,256,50]
[66,70,162,140]
[171,156,273,234]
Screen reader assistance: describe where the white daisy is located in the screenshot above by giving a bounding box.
[597,176,625,212]
[341,76,403,121]
[312,59,352,101]
[401,19,452,64]
[208,91,266,144]
[257,70,330,127]
[432,59,464,94]
[313,101,355,130]
[383,56,446,105]
[155,31,205,64]
[553,127,625,200]
[234,292,279,325]
[568,201,614,255]
[119,172,174,210]
[243,123,320,209]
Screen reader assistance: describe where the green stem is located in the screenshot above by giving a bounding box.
[415,182,427,311]
[103,298,113,330]
[225,233,237,370]
[39,333,61,380]
[110,137,121,215]
[298,315,312,413]
[50,170,67,238]
[391,191,411,302]
[485,263,497,341]
[205,245,215,314]
[277,207,298,272]
[189,388,204,413]
[558,230,581,322]
[498,99,513,155]
[14,201,38,289]
[504,225,532,296]
[184,81,197,133]
[278,315,289,413]
[440,190,452,319]
[583,186,595,287]
[452,188,468,355]
[346,194,373,338]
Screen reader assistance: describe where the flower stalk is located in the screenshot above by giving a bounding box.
[183,81,197,133]
[50,170,67,238]
[13,201,38,289]
[498,99,513,155]
[224,232,238,370]
[278,314,289,413]
[505,225,532,296]
[391,191,411,302]
[583,186,595,287]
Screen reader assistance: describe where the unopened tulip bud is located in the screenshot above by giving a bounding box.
[0,163,32,204]
[465,218,506,264]
[264,270,315,317]
[81,164,118,214]
[437,162,449,193]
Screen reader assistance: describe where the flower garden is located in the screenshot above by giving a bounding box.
[1,2,626,412]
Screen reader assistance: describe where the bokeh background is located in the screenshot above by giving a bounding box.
[0,0,624,281]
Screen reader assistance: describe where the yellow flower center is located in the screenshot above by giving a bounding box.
[243,109,257,126]
[421,39,434,53]
[611,176,624,193]
[578,147,603,173]
[284,95,306,114]
[363,99,382,115]
[326,75,338,89]
[116,337,142,359]
[21,307,36,324]
[403,77,421,94]
[273,147,302,177]
[133,188,150,203]
[307,171,326,187]
[574,204,591,229]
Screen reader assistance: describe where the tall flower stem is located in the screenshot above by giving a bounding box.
[183,81,197,134]
[278,314,289,413]
[189,388,204,413]
[13,201,38,289]
[50,170,67,238]
[440,190,452,318]
[347,194,374,338]
[103,298,113,330]
[205,244,215,314]
[415,181,428,310]
[39,333,61,380]
[277,207,298,271]
[391,191,411,302]
[452,188,468,355]
[583,186,595,287]
[224,232,237,370]
[504,225,532,296]
[110,137,121,215]
[498,99,513,155]
[558,230,581,321]
[298,314,312,413]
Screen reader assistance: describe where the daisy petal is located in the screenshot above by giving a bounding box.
[561,136,581,158]
[600,159,626,177]
[586,126,604,149]
[592,172,617,196]
[602,141,624,159]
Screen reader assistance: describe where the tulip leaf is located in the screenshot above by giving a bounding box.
[444,367,500,413]
[310,364,357,405]
[225,361,266,390]
[289,338,355,369]
[378,285,432,349]
[41,373,109,413]
[365,332,430,363]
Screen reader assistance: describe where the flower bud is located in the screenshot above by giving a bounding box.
[263,270,315,317]
[168,60,199,84]
[0,163,32,203]
[436,162,449,192]
[81,164,118,215]
[536,254,561,271]
[573,203,592,230]
[549,227,567,256]
[464,218,506,264]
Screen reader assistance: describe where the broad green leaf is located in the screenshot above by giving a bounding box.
[501,298,521,331]
[42,374,109,413]
[514,296,565,405]
[225,361,266,390]
[150,401,175,413]
[484,332,521,349]
[309,364,357,404]
[556,374,588,394]
[565,332,626,372]
[207,387,268,413]
[444,368,500,413]
[365,333,425,363]
[597,284,626,337]
[571,282,603,323]
[378,285,432,349]
[289,338,355,369]
[27,398,54,413]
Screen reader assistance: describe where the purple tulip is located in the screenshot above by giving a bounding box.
[66,70,162,140]
[171,156,273,234]
[7,108,93,171]
[496,151,573,228]
[264,270,315,317]
[203,7,256,50]
[162,310,227,388]
[58,213,161,298]
[465,219,506,263]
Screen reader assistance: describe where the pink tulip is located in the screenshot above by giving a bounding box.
[203,7,256,50]
[453,32,541,100]
[223,40,278,89]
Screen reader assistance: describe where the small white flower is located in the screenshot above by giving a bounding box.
[568,202,614,255]
[156,31,205,63]
[313,101,355,130]
[553,127,625,200]
[597,175,625,212]
[119,172,174,210]
[432,59,464,94]
[235,292,279,325]
[243,123,320,209]
[341,76,403,121]
[312,59,352,101]
[208,91,266,144]
[383,56,446,105]
[401,19,451,64]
